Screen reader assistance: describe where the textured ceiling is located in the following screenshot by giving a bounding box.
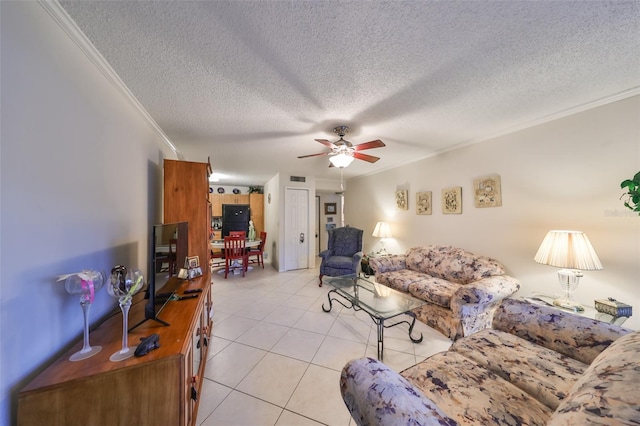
[58,1,640,186]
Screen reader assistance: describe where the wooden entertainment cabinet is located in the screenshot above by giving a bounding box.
[18,159,214,425]
[18,276,212,426]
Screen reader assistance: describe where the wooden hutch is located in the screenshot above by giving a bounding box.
[18,159,213,425]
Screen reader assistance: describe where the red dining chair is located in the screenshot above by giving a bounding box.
[223,235,247,278]
[247,232,266,268]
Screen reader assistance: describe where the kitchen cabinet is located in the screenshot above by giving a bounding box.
[250,193,264,236]
[209,193,263,237]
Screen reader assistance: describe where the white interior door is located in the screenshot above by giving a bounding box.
[284,188,309,271]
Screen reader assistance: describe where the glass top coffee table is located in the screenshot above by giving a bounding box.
[322,274,426,361]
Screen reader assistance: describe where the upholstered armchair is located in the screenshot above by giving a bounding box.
[318,227,364,286]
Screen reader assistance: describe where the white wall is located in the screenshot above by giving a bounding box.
[346,95,640,330]
[264,174,281,269]
[0,3,178,424]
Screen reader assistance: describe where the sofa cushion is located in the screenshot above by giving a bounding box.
[408,276,461,308]
[548,330,640,425]
[374,269,426,292]
[493,298,631,364]
[405,246,505,284]
[401,351,553,425]
[451,328,588,410]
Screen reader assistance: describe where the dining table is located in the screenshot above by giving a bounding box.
[210,239,261,274]
[210,239,261,249]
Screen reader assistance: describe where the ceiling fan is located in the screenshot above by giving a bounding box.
[297,126,385,168]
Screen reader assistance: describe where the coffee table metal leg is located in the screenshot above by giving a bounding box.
[405,311,423,344]
[376,319,384,361]
[322,289,353,313]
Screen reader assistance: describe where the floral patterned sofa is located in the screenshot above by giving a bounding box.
[369,246,520,340]
[341,298,637,425]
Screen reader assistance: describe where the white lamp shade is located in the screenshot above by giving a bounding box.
[534,230,603,270]
[372,222,392,238]
[329,152,354,168]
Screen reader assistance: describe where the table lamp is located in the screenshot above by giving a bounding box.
[372,222,392,255]
[534,230,602,312]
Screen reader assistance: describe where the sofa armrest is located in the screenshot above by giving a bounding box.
[341,357,457,426]
[451,275,520,308]
[368,255,407,274]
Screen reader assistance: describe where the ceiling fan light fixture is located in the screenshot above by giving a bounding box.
[329,152,354,168]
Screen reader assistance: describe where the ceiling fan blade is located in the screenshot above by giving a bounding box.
[315,139,337,149]
[354,152,380,163]
[297,152,329,159]
[354,139,385,151]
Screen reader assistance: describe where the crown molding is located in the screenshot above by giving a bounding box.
[352,87,640,182]
[38,1,180,158]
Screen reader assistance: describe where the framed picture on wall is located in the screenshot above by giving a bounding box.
[324,203,337,215]
[395,190,408,210]
[326,216,334,223]
[326,223,337,231]
[442,187,462,214]
[473,174,502,208]
[416,191,432,215]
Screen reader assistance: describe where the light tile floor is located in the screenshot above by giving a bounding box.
[197,265,453,426]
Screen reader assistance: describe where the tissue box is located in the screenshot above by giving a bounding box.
[594,298,632,317]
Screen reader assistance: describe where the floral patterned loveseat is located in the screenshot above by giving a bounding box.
[369,246,520,340]
[341,298,638,425]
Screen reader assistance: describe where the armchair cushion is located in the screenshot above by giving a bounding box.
[328,226,363,257]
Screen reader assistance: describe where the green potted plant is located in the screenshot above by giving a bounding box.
[620,171,640,215]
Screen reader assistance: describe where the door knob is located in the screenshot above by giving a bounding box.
[300,233,305,243]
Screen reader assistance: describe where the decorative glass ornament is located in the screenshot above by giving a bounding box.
[59,270,106,361]
[107,265,144,362]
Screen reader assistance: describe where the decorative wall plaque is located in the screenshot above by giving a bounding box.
[416,192,432,215]
[473,174,502,208]
[442,187,462,214]
[395,190,408,210]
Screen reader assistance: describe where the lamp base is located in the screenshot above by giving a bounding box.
[553,269,585,312]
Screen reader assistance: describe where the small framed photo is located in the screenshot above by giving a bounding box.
[324,203,337,215]
[188,266,203,280]
[416,191,432,215]
[326,216,334,223]
[185,256,200,269]
[442,187,462,214]
[326,223,337,231]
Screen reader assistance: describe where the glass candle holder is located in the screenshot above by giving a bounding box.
[62,270,106,361]
[107,266,144,362]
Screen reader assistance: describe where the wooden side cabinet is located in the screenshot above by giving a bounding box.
[18,277,212,426]
[164,159,211,272]
[249,193,264,236]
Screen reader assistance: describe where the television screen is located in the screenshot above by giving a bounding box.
[131,221,188,330]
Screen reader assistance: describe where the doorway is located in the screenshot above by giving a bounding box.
[284,188,309,271]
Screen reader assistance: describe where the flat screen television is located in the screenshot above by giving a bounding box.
[131,222,188,330]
